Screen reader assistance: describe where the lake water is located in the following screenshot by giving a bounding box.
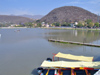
[0,28,100,75]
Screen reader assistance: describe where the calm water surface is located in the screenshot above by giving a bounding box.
[0,28,100,75]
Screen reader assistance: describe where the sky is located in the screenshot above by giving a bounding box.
[0,0,100,16]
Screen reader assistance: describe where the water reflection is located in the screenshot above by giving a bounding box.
[45,30,100,44]
[44,29,100,60]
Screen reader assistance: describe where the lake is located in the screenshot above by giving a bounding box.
[0,28,100,75]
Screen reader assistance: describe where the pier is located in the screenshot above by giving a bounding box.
[48,39,100,47]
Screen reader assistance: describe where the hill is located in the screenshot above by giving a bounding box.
[18,15,43,19]
[40,6,99,24]
[0,15,34,24]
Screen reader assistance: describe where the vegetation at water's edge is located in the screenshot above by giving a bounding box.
[0,19,100,29]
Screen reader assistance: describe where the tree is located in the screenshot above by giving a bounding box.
[37,23,41,27]
[28,22,33,27]
[95,22,99,28]
[85,19,94,28]
[24,22,33,27]
[88,22,94,28]
[52,22,60,27]
[36,20,40,23]
[85,19,92,24]
[77,21,83,27]
[61,22,71,27]
[61,22,67,27]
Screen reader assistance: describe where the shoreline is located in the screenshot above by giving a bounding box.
[41,27,100,30]
[0,27,27,29]
[0,27,100,31]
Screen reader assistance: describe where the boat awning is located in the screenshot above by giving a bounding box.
[54,52,93,62]
[41,60,100,69]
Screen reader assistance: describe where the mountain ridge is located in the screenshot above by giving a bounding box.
[0,15,34,24]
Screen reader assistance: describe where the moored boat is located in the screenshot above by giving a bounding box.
[37,52,100,75]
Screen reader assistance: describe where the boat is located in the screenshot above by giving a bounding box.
[37,52,100,75]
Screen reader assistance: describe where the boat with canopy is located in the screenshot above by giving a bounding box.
[37,52,99,75]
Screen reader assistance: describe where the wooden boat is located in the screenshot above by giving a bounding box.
[37,52,100,75]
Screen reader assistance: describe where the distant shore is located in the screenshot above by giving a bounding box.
[1,27,100,31]
[41,27,100,30]
[0,27,27,29]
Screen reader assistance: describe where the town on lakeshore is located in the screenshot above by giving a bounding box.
[0,6,100,30]
[0,19,100,30]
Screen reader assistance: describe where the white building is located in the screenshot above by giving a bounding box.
[41,22,45,27]
[75,22,78,25]
[46,23,49,27]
